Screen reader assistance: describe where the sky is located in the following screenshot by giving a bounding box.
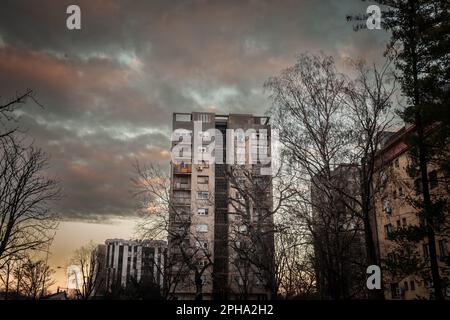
[0,0,390,290]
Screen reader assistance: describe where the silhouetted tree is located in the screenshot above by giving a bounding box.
[69,241,105,300]
[0,90,60,267]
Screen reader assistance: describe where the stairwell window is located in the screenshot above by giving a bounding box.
[383,197,392,214]
[438,240,448,258]
[429,170,438,189]
[197,191,209,200]
[415,178,423,194]
[384,224,393,239]
[198,175,209,184]
[423,243,429,260]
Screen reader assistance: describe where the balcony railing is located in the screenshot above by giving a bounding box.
[173,182,191,190]
[172,197,191,205]
[173,163,192,174]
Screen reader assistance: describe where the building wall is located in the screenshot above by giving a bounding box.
[373,127,450,300]
[169,112,273,300]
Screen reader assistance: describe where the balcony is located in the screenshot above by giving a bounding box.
[173,181,191,190]
[172,196,191,206]
[171,213,191,224]
[173,163,192,174]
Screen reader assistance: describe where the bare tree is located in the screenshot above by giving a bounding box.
[14,257,55,299]
[0,90,60,267]
[0,256,18,299]
[0,89,41,141]
[132,162,214,300]
[275,208,317,299]
[0,143,60,266]
[225,158,298,299]
[265,53,397,299]
[69,241,105,300]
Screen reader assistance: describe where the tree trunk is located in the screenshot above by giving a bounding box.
[409,2,443,299]
[361,161,384,300]
[4,262,11,300]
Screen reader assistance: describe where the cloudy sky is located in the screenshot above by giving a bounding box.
[0,0,390,289]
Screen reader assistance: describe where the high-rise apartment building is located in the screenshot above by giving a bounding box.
[372,125,450,299]
[168,112,274,300]
[104,239,166,292]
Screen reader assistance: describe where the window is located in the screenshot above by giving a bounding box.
[201,274,207,285]
[175,114,191,122]
[387,252,396,263]
[429,170,438,189]
[396,220,401,229]
[197,208,208,216]
[410,280,415,291]
[173,190,191,204]
[383,197,391,214]
[402,218,407,227]
[237,225,247,233]
[380,171,387,186]
[438,240,448,257]
[199,114,210,123]
[197,191,209,200]
[197,259,208,267]
[196,224,208,233]
[197,175,209,184]
[390,283,401,299]
[404,281,409,291]
[398,186,403,196]
[179,146,191,158]
[393,189,397,199]
[173,130,191,142]
[415,178,423,194]
[175,176,189,189]
[423,243,429,259]
[384,224,393,239]
[419,214,428,227]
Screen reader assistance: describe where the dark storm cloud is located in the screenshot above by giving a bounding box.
[0,0,390,220]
